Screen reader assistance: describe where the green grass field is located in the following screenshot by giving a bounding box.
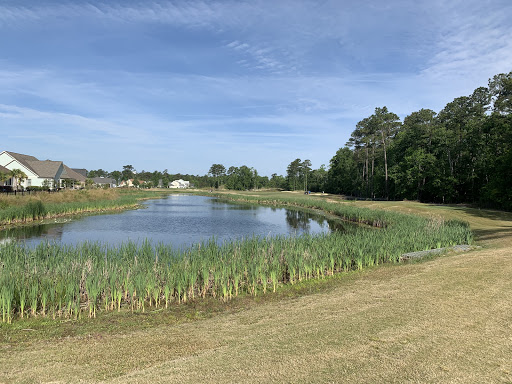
[1,191,511,383]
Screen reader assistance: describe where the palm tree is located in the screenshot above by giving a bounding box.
[0,170,10,186]
[9,169,28,191]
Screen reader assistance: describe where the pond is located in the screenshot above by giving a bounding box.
[0,195,344,248]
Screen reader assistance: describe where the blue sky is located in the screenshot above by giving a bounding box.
[1,0,511,176]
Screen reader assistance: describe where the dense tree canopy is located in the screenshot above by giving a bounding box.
[324,71,512,210]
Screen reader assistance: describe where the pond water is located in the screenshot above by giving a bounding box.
[0,195,344,248]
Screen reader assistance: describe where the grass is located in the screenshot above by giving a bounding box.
[0,193,471,324]
[1,192,511,382]
[0,188,168,227]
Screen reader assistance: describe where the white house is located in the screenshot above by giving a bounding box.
[169,179,190,189]
[0,151,65,189]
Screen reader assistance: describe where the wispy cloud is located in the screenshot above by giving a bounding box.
[0,1,255,29]
[1,0,511,174]
[224,40,289,74]
[420,0,512,93]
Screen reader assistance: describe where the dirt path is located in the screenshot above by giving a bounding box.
[1,202,511,383]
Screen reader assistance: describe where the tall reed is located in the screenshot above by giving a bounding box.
[0,196,472,323]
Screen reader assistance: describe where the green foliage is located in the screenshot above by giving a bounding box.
[225,165,256,190]
[327,147,358,195]
[0,195,471,323]
[327,71,512,210]
[24,201,47,220]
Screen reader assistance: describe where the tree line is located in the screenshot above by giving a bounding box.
[89,71,510,210]
[325,71,512,209]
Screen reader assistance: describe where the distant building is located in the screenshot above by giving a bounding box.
[61,165,87,188]
[169,179,190,189]
[119,179,135,188]
[0,151,87,189]
[0,151,64,189]
[92,177,117,188]
[72,168,88,178]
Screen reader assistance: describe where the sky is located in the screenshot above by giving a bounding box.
[1,0,511,176]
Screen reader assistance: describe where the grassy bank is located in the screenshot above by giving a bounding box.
[0,189,165,227]
[1,198,510,383]
[0,192,471,324]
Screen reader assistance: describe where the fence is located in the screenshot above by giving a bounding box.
[0,189,61,196]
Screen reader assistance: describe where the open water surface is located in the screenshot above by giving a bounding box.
[0,195,344,248]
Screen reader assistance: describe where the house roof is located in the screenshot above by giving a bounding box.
[4,151,40,174]
[26,160,63,178]
[72,168,88,178]
[92,177,115,184]
[61,165,87,182]
[0,165,10,174]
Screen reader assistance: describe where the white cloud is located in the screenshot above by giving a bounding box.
[1,0,511,174]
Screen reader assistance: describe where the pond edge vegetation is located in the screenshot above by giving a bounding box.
[0,191,472,324]
[0,189,169,229]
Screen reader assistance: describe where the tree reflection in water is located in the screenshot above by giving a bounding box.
[0,222,64,243]
[285,209,345,233]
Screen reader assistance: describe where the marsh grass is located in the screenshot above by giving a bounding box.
[0,194,472,323]
[0,189,163,226]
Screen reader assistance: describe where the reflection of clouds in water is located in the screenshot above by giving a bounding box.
[3,195,345,248]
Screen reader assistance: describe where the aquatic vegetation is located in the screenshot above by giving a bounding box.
[0,189,162,226]
[0,196,472,323]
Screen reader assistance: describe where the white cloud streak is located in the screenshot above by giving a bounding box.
[1,0,511,174]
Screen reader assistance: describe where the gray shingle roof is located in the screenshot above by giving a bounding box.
[26,160,63,178]
[92,177,115,185]
[62,165,87,182]
[5,151,40,174]
[71,168,88,178]
[0,165,10,174]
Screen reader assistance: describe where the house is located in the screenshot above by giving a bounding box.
[92,177,117,188]
[71,168,88,178]
[61,165,87,188]
[0,151,87,190]
[0,151,64,189]
[119,179,135,188]
[169,179,190,189]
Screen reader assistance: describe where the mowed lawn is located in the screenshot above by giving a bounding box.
[1,196,511,383]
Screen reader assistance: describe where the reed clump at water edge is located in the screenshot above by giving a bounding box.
[0,198,472,324]
[0,189,154,226]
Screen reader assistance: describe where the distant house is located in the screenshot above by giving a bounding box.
[61,165,87,188]
[119,179,136,188]
[169,179,190,189]
[92,177,117,188]
[0,151,64,189]
[0,151,88,190]
[72,168,88,178]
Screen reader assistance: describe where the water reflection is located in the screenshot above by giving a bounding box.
[285,209,344,233]
[285,209,312,231]
[0,221,65,243]
[0,195,346,248]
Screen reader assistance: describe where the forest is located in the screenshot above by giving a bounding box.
[87,71,511,210]
[325,71,511,210]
